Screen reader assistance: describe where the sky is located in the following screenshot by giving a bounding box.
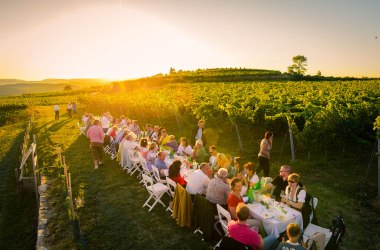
[0,0,379,80]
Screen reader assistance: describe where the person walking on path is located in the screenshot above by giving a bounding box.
[54,104,59,120]
[87,119,105,169]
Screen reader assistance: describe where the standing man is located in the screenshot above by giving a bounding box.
[54,104,59,120]
[87,119,105,169]
[191,119,207,146]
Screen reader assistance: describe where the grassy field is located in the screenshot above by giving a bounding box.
[19,106,377,250]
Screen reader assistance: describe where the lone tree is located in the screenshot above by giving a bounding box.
[288,55,308,76]
[63,85,72,91]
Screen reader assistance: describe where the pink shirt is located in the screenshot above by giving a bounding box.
[87,125,105,143]
[228,221,261,249]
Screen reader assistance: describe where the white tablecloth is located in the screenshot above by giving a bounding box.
[247,196,303,238]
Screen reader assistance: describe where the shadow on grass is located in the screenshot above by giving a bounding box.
[62,135,214,250]
[0,125,37,250]
[48,118,74,132]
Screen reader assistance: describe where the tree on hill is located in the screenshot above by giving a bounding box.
[288,55,308,76]
[63,85,72,91]
[169,67,176,75]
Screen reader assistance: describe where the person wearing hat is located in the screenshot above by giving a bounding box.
[206,168,231,207]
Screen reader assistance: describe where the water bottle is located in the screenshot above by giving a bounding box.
[247,187,254,203]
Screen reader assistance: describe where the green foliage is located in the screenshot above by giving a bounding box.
[288,55,308,76]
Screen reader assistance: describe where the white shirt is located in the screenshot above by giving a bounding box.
[101,116,110,129]
[54,105,59,111]
[209,155,217,167]
[247,173,259,186]
[177,145,193,156]
[186,169,210,195]
[285,185,306,203]
[195,127,202,140]
[123,140,138,151]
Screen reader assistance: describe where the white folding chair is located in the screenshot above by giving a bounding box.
[141,174,170,212]
[303,223,332,249]
[165,177,177,213]
[216,204,231,235]
[77,122,86,135]
[129,154,143,176]
[151,165,167,184]
[214,204,232,249]
[139,158,152,185]
[127,150,140,175]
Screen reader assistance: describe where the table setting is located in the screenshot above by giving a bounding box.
[247,195,303,238]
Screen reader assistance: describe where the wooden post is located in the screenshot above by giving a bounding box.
[233,122,244,153]
[32,143,39,209]
[68,173,76,218]
[287,116,295,161]
[64,164,68,188]
[173,106,182,135]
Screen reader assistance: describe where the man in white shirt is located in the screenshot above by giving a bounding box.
[186,163,212,195]
[191,119,207,146]
[54,104,59,120]
[101,113,110,133]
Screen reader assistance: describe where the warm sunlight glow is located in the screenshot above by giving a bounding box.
[2,6,226,80]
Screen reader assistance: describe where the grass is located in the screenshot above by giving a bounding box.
[0,122,37,249]
[3,106,379,249]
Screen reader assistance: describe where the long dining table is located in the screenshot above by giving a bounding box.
[247,195,303,238]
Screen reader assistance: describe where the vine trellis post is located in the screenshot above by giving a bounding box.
[287,113,296,161]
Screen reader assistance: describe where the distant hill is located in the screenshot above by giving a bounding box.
[0,78,108,96]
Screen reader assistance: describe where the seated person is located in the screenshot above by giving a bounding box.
[192,139,207,164]
[276,223,306,250]
[281,173,309,227]
[108,125,118,140]
[165,135,179,152]
[177,137,193,156]
[139,138,149,160]
[281,173,305,211]
[186,163,212,195]
[206,168,230,207]
[158,129,170,148]
[168,159,189,187]
[214,153,231,173]
[235,157,245,177]
[229,203,277,250]
[243,162,260,190]
[154,151,168,178]
[208,145,218,170]
[123,134,139,152]
[151,125,159,142]
[147,142,157,171]
[227,178,263,233]
[264,165,292,202]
